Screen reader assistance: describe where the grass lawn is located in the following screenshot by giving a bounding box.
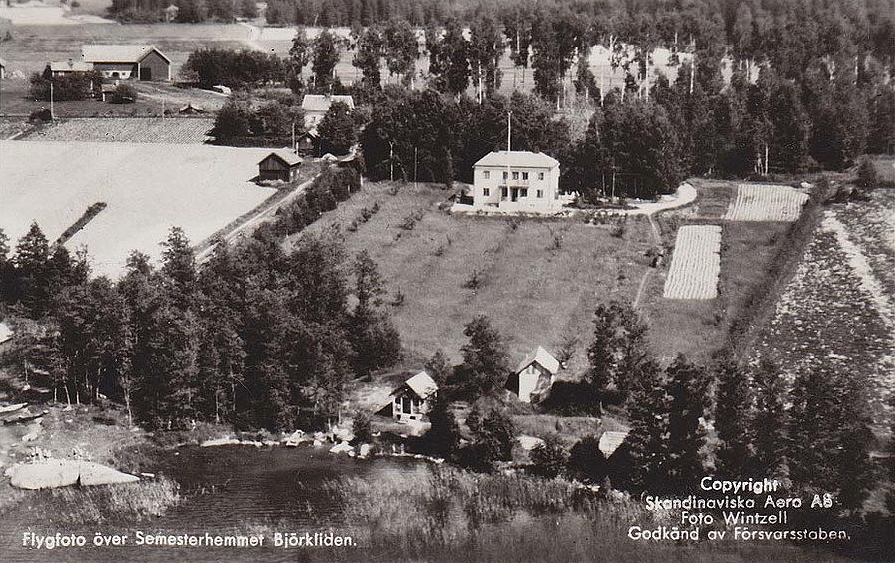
[297,181,653,370]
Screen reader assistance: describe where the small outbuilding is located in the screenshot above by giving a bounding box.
[257,149,301,182]
[390,371,438,422]
[81,45,171,81]
[0,57,7,80]
[163,3,180,21]
[49,59,95,77]
[295,129,320,156]
[506,346,560,404]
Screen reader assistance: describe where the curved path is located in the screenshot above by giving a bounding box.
[631,182,698,309]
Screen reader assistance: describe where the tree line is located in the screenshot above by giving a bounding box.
[107,0,257,23]
[0,168,399,432]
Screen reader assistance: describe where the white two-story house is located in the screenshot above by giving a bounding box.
[471,150,562,213]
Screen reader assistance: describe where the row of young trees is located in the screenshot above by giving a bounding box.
[0,170,400,431]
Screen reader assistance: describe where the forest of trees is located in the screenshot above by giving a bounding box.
[0,168,398,432]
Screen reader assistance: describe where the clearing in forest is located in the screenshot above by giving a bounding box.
[723,183,808,222]
[662,225,723,300]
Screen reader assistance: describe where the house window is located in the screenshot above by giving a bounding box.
[522,172,529,180]
[501,187,508,197]
[502,171,508,180]
[538,172,545,180]
[483,187,490,196]
[483,170,490,179]
[512,171,519,180]
[536,189,543,198]
[521,188,528,197]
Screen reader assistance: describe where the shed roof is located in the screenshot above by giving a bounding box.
[301,94,355,112]
[474,150,560,169]
[260,149,301,167]
[515,346,560,375]
[598,430,629,457]
[50,60,94,72]
[82,45,170,64]
[393,371,438,399]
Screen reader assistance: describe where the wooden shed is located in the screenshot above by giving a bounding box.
[258,150,301,182]
[390,371,438,421]
[506,346,560,404]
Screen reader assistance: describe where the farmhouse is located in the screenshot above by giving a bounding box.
[81,45,171,81]
[49,59,94,77]
[471,151,563,213]
[506,346,559,404]
[390,371,438,421]
[163,3,179,21]
[257,149,301,182]
[301,94,355,130]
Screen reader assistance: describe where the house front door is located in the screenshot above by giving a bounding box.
[511,188,519,202]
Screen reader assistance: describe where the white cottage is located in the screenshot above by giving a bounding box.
[471,151,562,213]
[390,371,438,421]
[507,346,560,404]
[301,94,355,130]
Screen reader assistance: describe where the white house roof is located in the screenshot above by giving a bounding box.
[394,371,438,399]
[301,94,355,112]
[82,45,170,64]
[598,430,629,457]
[50,60,94,72]
[515,346,560,375]
[260,149,301,167]
[474,150,560,169]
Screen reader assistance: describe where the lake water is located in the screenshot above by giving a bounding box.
[1,445,430,562]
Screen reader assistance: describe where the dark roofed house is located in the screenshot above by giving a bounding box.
[301,94,355,130]
[390,371,438,422]
[258,149,301,182]
[81,45,171,81]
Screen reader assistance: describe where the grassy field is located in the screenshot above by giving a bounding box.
[0,139,277,279]
[296,181,654,369]
[0,22,253,76]
[642,179,806,363]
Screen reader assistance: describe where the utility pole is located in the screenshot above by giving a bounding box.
[291,119,296,152]
[389,141,394,182]
[414,147,418,189]
[49,79,55,120]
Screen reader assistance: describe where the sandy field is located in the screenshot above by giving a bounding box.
[0,140,277,278]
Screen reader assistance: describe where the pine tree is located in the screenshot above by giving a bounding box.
[619,359,669,493]
[424,395,460,458]
[456,315,510,396]
[13,222,51,317]
[160,226,197,310]
[352,25,384,91]
[665,355,710,493]
[750,359,788,478]
[312,29,341,92]
[424,349,452,387]
[714,358,754,478]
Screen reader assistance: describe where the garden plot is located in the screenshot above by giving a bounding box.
[663,225,723,299]
[723,183,808,221]
[25,118,213,143]
[0,140,276,279]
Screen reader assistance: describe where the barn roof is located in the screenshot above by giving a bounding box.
[260,149,301,167]
[392,371,438,399]
[82,45,171,64]
[598,430,629,457]
[515,346,560,375]
[301,94,355,112]
[474,150,560,169]
[50,60,94,72]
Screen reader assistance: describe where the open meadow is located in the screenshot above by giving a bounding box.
[295,181,654,369]
[21,116,214,142]
[0,140,277,278]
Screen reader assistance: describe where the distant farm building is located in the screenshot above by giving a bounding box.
[506,346,559,404]
[390,371,438,421]
[471,151,563,213]
[50,59,94,77]
[301,94,354,130]
[257,149,301,182]
[81,45,171,81]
